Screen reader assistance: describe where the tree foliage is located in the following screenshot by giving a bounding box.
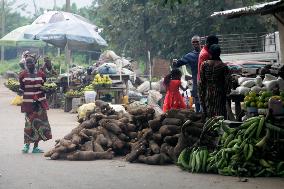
[87,0,276,61]
[0,0,31,34]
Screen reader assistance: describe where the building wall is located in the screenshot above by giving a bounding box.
[277,12,284,64]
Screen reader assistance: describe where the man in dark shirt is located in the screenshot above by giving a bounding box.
[173,35,201,112]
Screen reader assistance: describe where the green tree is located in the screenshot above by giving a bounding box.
[84,0,277,63]
[0,0,31,34]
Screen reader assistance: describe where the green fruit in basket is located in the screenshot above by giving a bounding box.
[250,102,256,107]
[263,102,268,108]
[249,91,257,97]
[245,101,251,107]
[244,96,250,101]
[259,96,266,103]
[257,102,264,109]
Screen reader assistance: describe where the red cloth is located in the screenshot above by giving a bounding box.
[19,70,49,113]
[197,46,210,81]
[163,80,186,112]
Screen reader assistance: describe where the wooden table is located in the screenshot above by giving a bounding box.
[108,74,130,95]
[96,87,125,104]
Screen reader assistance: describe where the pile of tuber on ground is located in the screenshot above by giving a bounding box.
[125,109,206,165]
[45,100,208,164]
[44,100,155,161]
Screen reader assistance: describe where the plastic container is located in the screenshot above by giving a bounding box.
[258,108,268,115]
[84,91,97,103]
[268,98,284,115]
[247,107,258,113]
[256,75,262,87]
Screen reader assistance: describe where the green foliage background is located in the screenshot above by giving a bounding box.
[0,0,278,74]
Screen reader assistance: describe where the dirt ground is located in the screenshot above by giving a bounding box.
[0,78,283,189]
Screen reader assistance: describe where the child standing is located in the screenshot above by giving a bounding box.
[163,69,187,112]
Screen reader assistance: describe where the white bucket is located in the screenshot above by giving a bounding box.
[84,91,97,103]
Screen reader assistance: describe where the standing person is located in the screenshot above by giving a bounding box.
[199,44,231,118]
[40,56,57,77]
[197,35,219,81]
[163,69,187,112]
[173,35,201,112]
[19,56,52,153]
[19,51,30,70]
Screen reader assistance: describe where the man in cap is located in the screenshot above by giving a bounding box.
[173,35,201,112]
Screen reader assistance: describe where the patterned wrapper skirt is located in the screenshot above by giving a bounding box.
[24,106,52,144]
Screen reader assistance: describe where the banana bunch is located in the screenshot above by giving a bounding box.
[65,90,84,98]
[5,79,20,93]
[41,82,57,92]
[178,147,209,173]
[178,115,284,177]
[207,116,284,177]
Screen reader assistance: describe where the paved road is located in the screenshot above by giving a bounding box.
[0,78,283,189]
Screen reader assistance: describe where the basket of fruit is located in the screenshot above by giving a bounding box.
[65,90,84,98]
[4,78,20,93]
[41,82,57,93]
[244,91,272,113]
[92,74,112,89]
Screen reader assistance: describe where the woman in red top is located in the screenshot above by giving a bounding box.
[163,69,187,112]
[19,56,52,153]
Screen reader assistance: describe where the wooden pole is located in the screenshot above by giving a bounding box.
[54,0,57,10]
[1,0,4,64]
[66,0,70,12]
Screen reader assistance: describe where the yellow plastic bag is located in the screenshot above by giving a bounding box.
[11,95,23,106]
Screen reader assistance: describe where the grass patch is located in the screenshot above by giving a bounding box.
[0,59,20,75]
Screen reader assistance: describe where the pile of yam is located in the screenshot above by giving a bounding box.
[126,109,205,165]
[45,100,155,161]
[45,100,207,164]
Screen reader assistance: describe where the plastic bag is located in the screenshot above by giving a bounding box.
[236,86,250,95]
[77,103,96,119]
[84,91,97,104]
[238,77,255,85]
[97,63,117,74]
[11,95,23,106]
[241,80,256,88]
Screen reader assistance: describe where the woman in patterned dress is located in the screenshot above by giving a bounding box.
[163,69,187,112]
[199,44,231,118]
[19,56,52,153]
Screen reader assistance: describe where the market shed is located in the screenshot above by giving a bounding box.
[211,0,284,63]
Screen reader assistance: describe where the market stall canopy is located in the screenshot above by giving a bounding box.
[24,10,107,50]
[32,10,94,25]
[0,25,45,47]
[211,0,284,19]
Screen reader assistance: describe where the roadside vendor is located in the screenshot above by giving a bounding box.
[40,57,57,77]
[83,67,93,85]
[19,51,30,70]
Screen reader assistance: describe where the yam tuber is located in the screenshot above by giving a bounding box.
[148,119,162,132]
[138,153,171,165]
[159,125,180,136]
[67,150,114,161]
[164,134,179,146]
[162,118,182,126]
[149,140,160,154]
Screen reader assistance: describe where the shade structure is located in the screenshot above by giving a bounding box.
[0,25,45,47]
[24,14,107,51]
[24,11,108,86]
[32,11,93,25]
[26,20,107,50]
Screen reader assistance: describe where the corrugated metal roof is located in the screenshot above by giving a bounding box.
[211,0,284,18]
